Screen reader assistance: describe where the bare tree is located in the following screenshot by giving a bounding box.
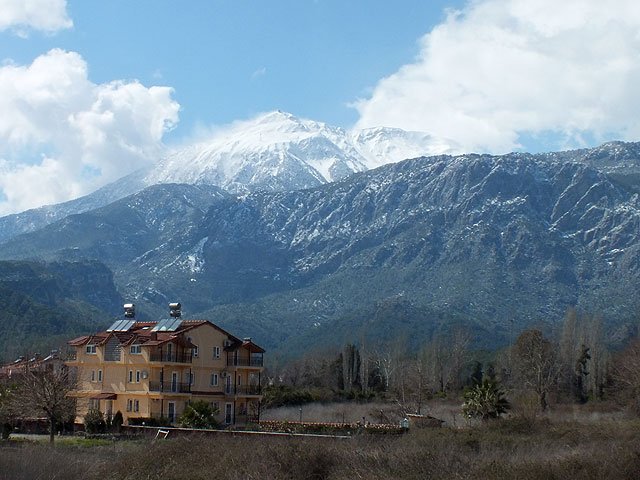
[611,337,640,412]
[511,329,559,410]
[584,316,609,400]
[0,383,12,439]
[9,366,75,443]
[420,329,470,394]
[558,309,610,402]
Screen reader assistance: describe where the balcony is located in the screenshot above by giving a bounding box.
[149,381,191,393]
[235,385,262,396]
[225,385,262,396]
[226,356,264,367]
[149,352,193,364]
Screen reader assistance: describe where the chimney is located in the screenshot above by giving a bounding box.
[169,302,182,318]
[124,303,135,319]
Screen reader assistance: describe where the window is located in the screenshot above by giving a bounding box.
[127,399,132,412]
[193,345,199,357]
[86,344,96,354]
[91,370,96,382]
[136,370,141,383]
[130,344,142,354]
[213,346,220,359]
[97,370,103,382]
[89,399,100,410]
[134,400,140,412]
[210,401,219,412]
[210,373,219,387]
[190,372,195,385]
[128,370,133,383]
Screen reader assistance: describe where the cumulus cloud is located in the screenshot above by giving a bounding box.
[0,49,179,215]
[354,0,640,153]
[0,0,72,36]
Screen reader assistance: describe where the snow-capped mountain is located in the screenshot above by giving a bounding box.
[3,146,640,349]
[139,110,460,193]
[0,111,457,243]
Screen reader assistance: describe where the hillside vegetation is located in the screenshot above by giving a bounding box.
[0,261,119,361]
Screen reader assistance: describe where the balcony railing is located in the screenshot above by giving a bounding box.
[224,385,262,396]
[149,352,193,364]
[226,356,264,367]
[234,385,262,396]
[148,381,191,393]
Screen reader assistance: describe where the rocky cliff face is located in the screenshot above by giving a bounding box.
[1,145,639,349]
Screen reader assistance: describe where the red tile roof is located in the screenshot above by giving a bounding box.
[66,319,260,351]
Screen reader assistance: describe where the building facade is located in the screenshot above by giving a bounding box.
[66,304,264,426]
[0,351,66,384]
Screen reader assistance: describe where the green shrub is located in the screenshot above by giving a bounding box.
[462,379,510,420]
[84,409,106,434]
[179,401,219,429]
[127,417,172,427]
[262,385,316,408]
[1,422,11,440]
[110,411,123,432]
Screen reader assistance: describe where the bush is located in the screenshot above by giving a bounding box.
[1,422,11,440]
[127,417,172,427]
[179,401,219,429]
[262,385,317,408]
[84,409,106,434]
[110,411,123,432]
[462,379,510,420]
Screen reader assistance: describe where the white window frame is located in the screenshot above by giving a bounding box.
[86,344,97,354]
[91,370,96,382]
[130,344,142,354]
[136,370,141,383]
[134,400,140,412]
[210,373,219,387]
[128,370,133,383]
[127,399,132,412]
[97,370,103,382]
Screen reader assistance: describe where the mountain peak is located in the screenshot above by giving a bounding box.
[138,112,450,193]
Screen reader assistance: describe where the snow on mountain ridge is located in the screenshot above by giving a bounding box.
[0,111,460,244]
[142,111,459,193]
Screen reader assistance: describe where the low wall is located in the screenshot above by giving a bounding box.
[123,425,352,440]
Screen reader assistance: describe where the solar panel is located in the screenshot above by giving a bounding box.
[106,319,135,332]
[106,320,123,332]
[151,318,182,332]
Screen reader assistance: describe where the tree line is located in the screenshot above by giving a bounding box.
[264,308,640,416]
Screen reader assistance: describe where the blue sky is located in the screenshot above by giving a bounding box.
[0,0,461,141]
[1,0,639,215]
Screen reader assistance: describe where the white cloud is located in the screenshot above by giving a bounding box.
[0,49,180,215]
[251,66,267,80]
[354,0,640,153]
[0,0,72,36]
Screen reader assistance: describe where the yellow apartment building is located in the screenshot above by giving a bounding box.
[66,303,264,426]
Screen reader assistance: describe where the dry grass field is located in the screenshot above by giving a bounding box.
[1,401,639,480]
